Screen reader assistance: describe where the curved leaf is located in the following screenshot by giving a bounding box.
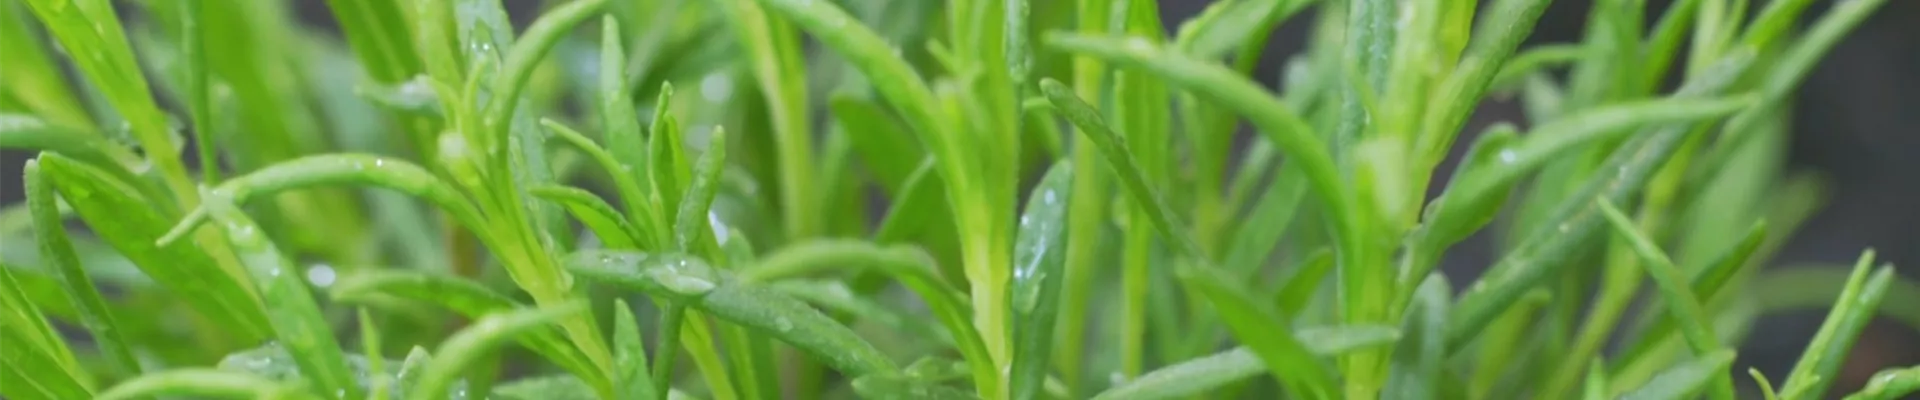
[529,184,642,249]
[1010,161,1071,400]
[1176,263,1340,399]
[1619,350,1736,400]
[25,160,140,377]
[37,154,269,339]
[1780,251,1895,400]
[95,369,313,400]
[408,301,588,400]
[328,270,599,384]
[1844,365,1920,400]
[202,191,359,398]
[1039,79,1201,258]
[568,251,898,376]
[611,299,659,400]
[1090,325,1400,400]
[158,154,486,249]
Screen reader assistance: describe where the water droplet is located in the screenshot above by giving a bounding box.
[1019,216,1030,227]
[1124,37,1156,53]
[1498,149,1517,164]
[1556,223,1570,233]
[306,264,337,287]
[1043,190,1057,204]
[773,317,793,332]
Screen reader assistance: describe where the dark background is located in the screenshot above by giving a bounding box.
[2,0,1913,396]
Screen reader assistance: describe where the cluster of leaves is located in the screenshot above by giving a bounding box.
[1,0,1915,399]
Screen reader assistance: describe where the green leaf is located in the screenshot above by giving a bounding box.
[1039,79,1202,258]
[37,154,269,339]
[674,127,727,255]
[201,191,360,399]
[21,0,197,198]
[1088,325,1399,400]
[737,240,989,382]
[611,299,659,400]
[1844,365,1920,400]
[719,0,817,240]
[1383,275,1450,400]
[851,374,979,400]
[568,251,898,376]
[158,154,487,249]
[96,369,313,400]
[529,184,643,250]
[1596,198,1733,399]
[24,160,140,377]
[0,3,93,131]
[362,308,391,400]
[356,78,445,117]
[1009,161,1071,400]
[828,94,923,193]
[327,270,601,384]
[1780,251,1896,400]
[1,115,163,205]
[540,118,658,247]
[1445,53,1758,346]
[1176,263,1340,399]
[0,263,94,399]
[492,375,597,400]
[408,301,589,400]
[1619,350,1736,400]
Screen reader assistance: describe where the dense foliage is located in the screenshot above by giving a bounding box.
[0,0,1913,398]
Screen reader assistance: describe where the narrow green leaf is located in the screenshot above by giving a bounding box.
[1222,165,1306,276]
[1415,94,1756,266]
[482,0,606,136]
[1780,251,1895,400]
[568,251,898,376]
[828,94,924,193]
[1039,79,1202,258]
[328,270,600,384]
[1445,53,1757,346]
[0,263,93,399]
[529,184,643,250]
[1597,199,1719,355]
[0,2,93,131]
[1844,365,1920,400]
[737,240,987,377]
[1010,161,1071,400]
[540,118,658,247]
[1274,248,1336,317]
[1619,350,1735,400]
[851,374,979,400]
[612,299,660,400]
[1597,198,1733,399]
[158,154,486,248]
[648,89,691,225]
[675,127,727,254]
[1753,368,1782,400]
[1489,44,1588,90]
[1585,360,1611,400]
[21,0,197,199]
[720,0,817,240]
[491,375,597,400]
[872,160,945,244]
[1088,326,1399,400]
[363,308,390,400]
[37,154,269,339]
[201,191,359,399]
[25,160,140,377]
[408,302,588,400]
[1177,263,1339,399]
[96,369,313,400]
[595,17,651,226]
[1,115,164,204]
[1383,275,1450,399]
[1413,0,1556,166]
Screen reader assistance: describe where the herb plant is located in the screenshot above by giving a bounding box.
[0,0,1912,398]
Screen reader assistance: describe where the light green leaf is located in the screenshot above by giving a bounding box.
[1089,325,1399,400]
[407,302,589,400]
[568,251,898,376]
